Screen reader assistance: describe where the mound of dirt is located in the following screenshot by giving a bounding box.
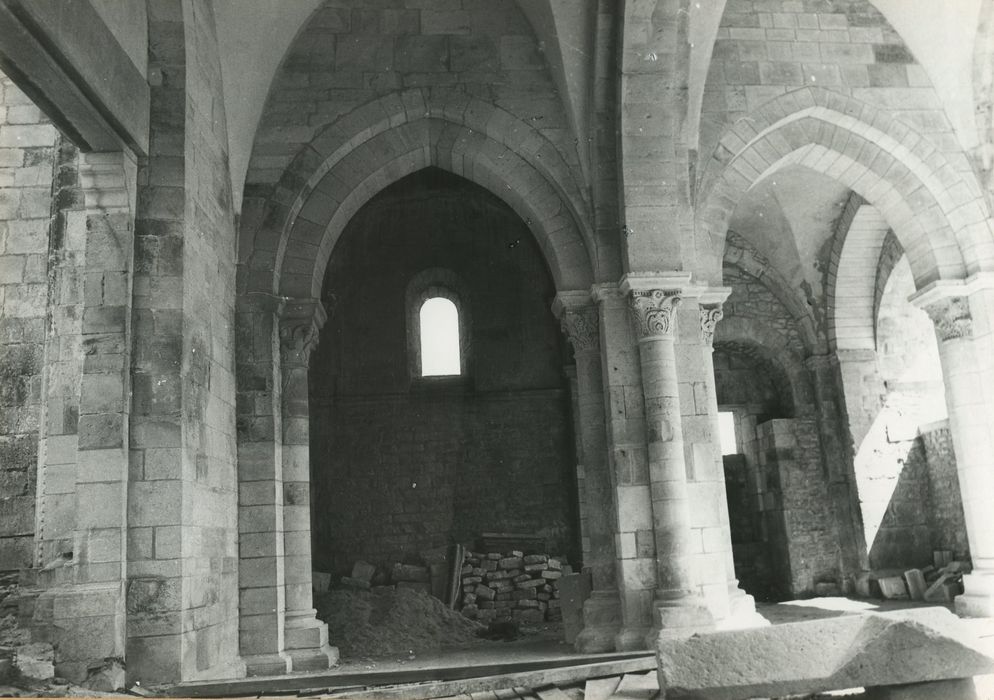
[316,586,485,659]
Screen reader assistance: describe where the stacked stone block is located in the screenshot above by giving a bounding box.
[126,0,245,682]
[459,552,563,624]
[0,74,58,571]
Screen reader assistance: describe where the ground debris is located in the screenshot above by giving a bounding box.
[316,585,485,659]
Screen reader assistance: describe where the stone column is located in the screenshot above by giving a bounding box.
[554,292,622,652]
[695,298,766,629]
[621,273,713,644]
[912,275,994,616]
[277,299,338,670]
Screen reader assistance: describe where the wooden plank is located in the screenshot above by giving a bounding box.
[320,656,657,700]
[165,652,653,697]
[448,544,465,609]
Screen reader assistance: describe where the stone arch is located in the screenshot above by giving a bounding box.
[697,87,994,291]
[825,195,892,352]
[714,315,807,413]
[723,231,819,354]
[238,89,600,295]
[250,126,594,298]
[405,267,473,380]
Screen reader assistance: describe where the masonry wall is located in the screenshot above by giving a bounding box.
[310,169,577,576]
[718,259,848,596]
[699,0,958,191]
[0,74,59,570]
[921,423,970,562]
[245,0,581,192]
[126,0,240,681]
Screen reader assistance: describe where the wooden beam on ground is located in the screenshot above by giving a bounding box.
[317,656,656,700]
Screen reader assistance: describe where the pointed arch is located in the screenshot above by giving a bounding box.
[697,88,994,291]
[238,98,599,298]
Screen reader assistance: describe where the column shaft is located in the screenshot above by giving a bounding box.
[278,300,337,670]
[694,301,765,629]
[593,285,656,651]
[915,281,994,616]
[556,294,622,652]
[624,280,713,643]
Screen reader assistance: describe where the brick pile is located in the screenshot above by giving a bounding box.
[459,551,564,624]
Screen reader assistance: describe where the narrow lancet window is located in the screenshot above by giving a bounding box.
[419,297,461,376]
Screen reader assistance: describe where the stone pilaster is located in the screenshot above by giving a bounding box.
[30,151,136,683]
[591,283,655,651]
[236,294,290,676]
[277,299,338,670]
[554,292,622,653]
[912,275,994,617]
[620,273,713,645]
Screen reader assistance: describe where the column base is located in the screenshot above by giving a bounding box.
[954,571,994,617]
[614,625,653,651]
[645,598,714,647]
[243,653,291,677]
[574,590,622,653]
[953,570,994,617]
[716,583,769,630]
[285,610,339,671]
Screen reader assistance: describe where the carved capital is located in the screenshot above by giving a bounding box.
[560,307,600,353]
[923,296,972,341]
[628,289,682,340]
[699,303,724,346]
[278,299,328,366]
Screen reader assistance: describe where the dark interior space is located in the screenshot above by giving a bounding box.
[715,342,794,601]
[308,168,581,579]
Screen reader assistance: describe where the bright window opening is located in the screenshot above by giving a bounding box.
[420,297,461,376]
[719,411,738,456]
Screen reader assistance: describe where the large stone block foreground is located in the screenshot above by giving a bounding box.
[657,608,994,699]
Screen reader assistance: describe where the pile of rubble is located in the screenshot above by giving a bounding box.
[459,551,564,624]
[315,585,484,659]
[865,550,970,603]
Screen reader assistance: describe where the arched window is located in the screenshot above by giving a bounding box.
[419,297,461,376]
[406,268,471,381]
